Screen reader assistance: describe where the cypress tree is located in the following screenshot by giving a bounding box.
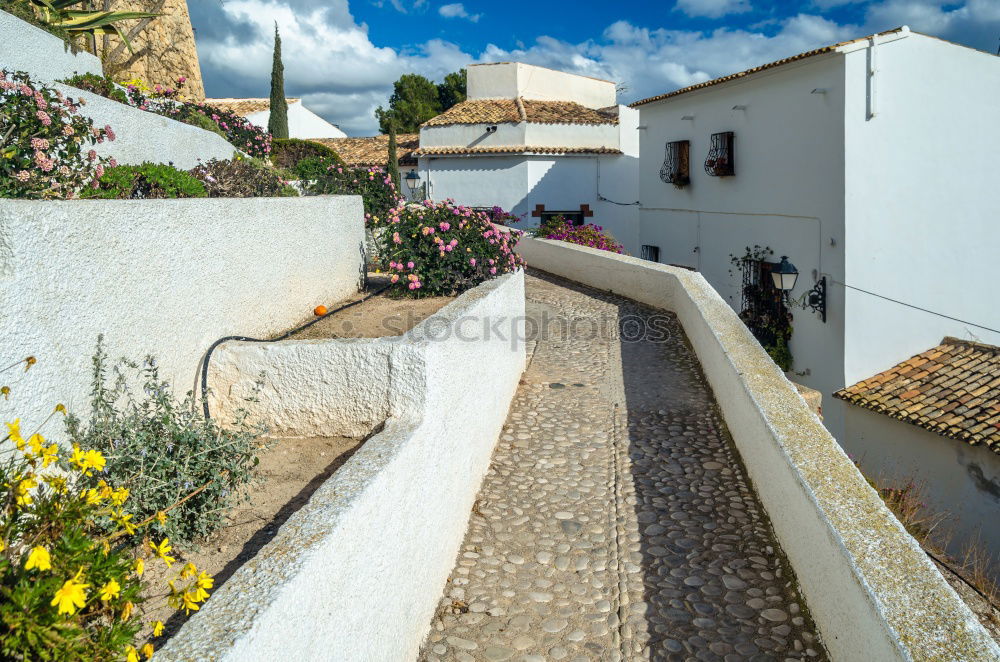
[268,24,289,139]
[387,122,400,192]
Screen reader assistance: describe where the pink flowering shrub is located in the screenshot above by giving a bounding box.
[153,101,271,158]
[305,163,401,222]
[375,199,525,297]
[0,70,115,199]
[544,221,626,254]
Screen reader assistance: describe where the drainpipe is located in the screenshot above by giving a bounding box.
[867,34,879,120]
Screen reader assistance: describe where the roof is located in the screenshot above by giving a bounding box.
[422,98,618,127]
[834,337,1000,453]
[313,134,420,167]
[204,98,300,115]
[415,145,622,157]
[630,28,906,107]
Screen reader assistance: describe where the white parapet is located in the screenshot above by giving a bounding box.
[513,236,999,662]
[0,196,365,431]
[156,270,527,661]
[0,9,102,82]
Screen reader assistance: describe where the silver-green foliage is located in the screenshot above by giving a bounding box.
[66,337,267,544]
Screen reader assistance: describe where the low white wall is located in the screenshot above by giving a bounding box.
[0,197,364,432]
[156,270,526,661]
[514,237,999,662]
[0,9,102,83]
[55,85,237,169]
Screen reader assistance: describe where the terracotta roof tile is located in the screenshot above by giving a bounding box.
[203,98,300,115]
[415,145,623,157]
[834,337,1000,454]
[422,99,618,127]
[312,134,420,167]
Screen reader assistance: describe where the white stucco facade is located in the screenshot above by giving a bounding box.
[244,100,347,139]
[418,63,640,253]
[0,197,364,433]
[635,28,1000,577]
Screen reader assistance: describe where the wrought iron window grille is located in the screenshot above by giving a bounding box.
[641,245,660,262]
[659,140,690,187]
[704,131,735,177]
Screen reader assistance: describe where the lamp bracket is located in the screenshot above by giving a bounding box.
[786,276,827,323]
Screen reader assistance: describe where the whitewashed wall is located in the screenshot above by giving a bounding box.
[0,197,364,434]
[244,101,346,139]
[844,407,1000,579]
[0,9,102,82]
[841,33,1000,383]
[420,121,620,149]
[637,53,849,439]
[468,62,616,108]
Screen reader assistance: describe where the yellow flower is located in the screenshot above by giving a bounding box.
[40,444,59,468]
[150,538,175,567]
[180,591,201,614]
[112,510,136,535]
[24,355,36,370]
[110,486,129,506]
[83,488,102,505]
[125,645,139,662]
[152,620,164,637]
[6,418,23,447]
[43,473,68,494]
[26,433,44,455]
[15,475,37,507]
[192,571,213,602]
[155,510,167,525]
[97,479,113,500]
[25,546,51,571]
[141,643,154,659]
[50,572,89,615]
[84,449,106,474]
[120,600,134,621]
[179,562,196,579]
[70,444,86,470]
[54,403,66,415]
[1,385,9,400]
[134,558,144,577]
[98,579,121,601]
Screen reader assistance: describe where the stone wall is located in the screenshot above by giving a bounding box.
[104,0,205,101]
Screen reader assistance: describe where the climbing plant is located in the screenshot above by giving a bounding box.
[729,245,793,371]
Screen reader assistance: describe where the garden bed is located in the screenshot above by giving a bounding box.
[287,276,453,339]
[141,434,364,645]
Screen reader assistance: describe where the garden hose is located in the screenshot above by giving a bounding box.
[200,282,393,420]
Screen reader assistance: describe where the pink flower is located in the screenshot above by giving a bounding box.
[392,232,401,244]
[490,267,497,275]
[439,222,450,231]
[469,258,476,266]
[87,149,97,161]
[31,138,49,150]
[36,110,51,126]
[14,170,29,182]
[62,125,74,136]
[391,274,399,283]
[104,125,116,141]
[109,158,118,168]
[95,164,105,177]
[58,165,70,176]
[406,261,414,269]
[408,282,416,290]
[445,245,453,252]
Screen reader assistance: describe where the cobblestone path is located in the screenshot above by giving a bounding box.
[419,272,828,662]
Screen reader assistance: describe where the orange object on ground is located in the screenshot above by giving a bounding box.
[314,305,328,316]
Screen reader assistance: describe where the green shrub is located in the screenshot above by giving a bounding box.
[292,155,339,181]
[66,339,267,545]
[305,165,400,223]
[83,162,207,199]
[189,157,298,198]
[270,138,342,170]
[59,72,129,105]
[377,200,525,297]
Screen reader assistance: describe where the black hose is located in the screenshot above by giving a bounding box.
[200,282,393,420]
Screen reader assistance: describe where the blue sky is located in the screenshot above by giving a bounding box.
[190,0,1000,135]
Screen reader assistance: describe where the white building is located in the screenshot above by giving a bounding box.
[205,98,347,139]
[634,27,1000,572]
[415,62,640,249]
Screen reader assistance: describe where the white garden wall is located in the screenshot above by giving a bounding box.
[0,196,364,433]
[156,270,526,661]
[514,236,998,662]
[0,9,101,82]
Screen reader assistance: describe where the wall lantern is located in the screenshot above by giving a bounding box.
[771,256,827,323]
[404,169,422,197]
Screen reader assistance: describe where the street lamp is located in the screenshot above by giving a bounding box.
[404,169,421,199]
[771,256,799,293]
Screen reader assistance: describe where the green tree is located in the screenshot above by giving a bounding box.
[387,122,400,190]
[375,73,441,133]
[437,69,467,110]
[268,24,288,139]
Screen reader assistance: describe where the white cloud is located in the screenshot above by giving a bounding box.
[438,3,481,21]
[675,0,752,19]
[193,0,1000,136]
[811,0,865,9]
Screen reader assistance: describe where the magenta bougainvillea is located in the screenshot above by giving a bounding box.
[544,222,626,254]
[374,199,525,297]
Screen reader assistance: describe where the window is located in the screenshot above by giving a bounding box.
[659,140,690,187]
[641,245,660,262]
[540,211,584,226]
[704,131,735,177]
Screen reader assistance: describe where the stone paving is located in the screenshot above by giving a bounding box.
[419,271,828,662]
